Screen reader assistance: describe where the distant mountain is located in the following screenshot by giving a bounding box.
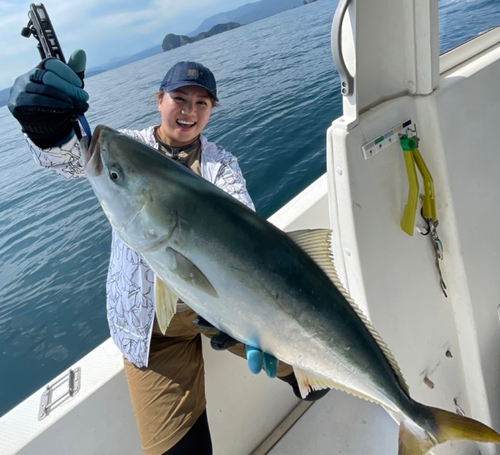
[162,23,242,52]
[86,45,163,78]
[188,0,305,36]
[0,0,311,107]
[0,88,9,107]
[0,45,164,107]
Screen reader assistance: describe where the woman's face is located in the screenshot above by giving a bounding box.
[157,86,213,147]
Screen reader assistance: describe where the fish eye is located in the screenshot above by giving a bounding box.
[109,165,123,182]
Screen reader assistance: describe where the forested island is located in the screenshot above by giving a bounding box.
[162,22,242,52]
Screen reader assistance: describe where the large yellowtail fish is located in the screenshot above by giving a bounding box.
[82,125,500,454]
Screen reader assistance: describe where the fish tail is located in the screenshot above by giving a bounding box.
[398,405,500,455]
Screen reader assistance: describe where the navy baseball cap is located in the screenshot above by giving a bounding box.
[159,61,218,102]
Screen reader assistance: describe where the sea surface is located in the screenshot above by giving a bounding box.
[1,0,499,418]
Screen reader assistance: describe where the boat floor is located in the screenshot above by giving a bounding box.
[268,389,398,454]
[268,391,488,455]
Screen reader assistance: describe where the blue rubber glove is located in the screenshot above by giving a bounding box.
[193,315,279,378]
[245,345,279,378]
[8,50,89,149]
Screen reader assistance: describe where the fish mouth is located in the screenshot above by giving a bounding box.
[83,125,105,176]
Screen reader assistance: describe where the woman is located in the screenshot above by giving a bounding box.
[8,52,328,454]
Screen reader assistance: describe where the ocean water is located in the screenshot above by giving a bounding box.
[1,0,499,418]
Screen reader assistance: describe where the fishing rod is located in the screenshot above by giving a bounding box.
[21,3,92,144]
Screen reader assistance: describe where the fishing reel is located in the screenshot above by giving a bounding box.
[21,3,65,62]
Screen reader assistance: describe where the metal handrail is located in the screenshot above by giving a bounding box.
[331,0,355,96]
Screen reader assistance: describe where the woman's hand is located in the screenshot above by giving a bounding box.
[193,315,279,378]
[8,50,89,149]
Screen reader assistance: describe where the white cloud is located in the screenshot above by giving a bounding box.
[0,0,252,90]
[0,1,17,10]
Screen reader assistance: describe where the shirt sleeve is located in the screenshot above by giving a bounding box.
[26,133,86,179]
[25,127,150,180]
[214,150,256,211]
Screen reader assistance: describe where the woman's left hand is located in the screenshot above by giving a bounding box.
[193,315,279,378]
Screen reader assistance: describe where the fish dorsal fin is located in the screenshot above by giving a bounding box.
[154,275,178,335]
[287,229,409,394]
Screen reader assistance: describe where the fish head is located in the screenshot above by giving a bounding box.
[81,125,180,254]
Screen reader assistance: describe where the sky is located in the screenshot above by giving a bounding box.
[0,0,253,90]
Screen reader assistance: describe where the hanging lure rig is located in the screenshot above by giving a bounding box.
[361,119,447,297]
[399,123,447,298]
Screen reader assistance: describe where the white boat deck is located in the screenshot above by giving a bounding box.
[268,391,398,455]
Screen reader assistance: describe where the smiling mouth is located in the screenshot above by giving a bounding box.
[177,119,196,129]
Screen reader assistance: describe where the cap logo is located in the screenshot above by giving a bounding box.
[160,62,218,101]
[187,69,200,78]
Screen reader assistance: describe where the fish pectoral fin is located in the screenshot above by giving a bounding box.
[154,275,178,335]
[167,247,218,298]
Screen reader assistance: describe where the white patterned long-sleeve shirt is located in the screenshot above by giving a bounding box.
[27,126,255,367]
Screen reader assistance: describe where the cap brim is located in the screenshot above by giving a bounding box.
[161,81,218,102]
